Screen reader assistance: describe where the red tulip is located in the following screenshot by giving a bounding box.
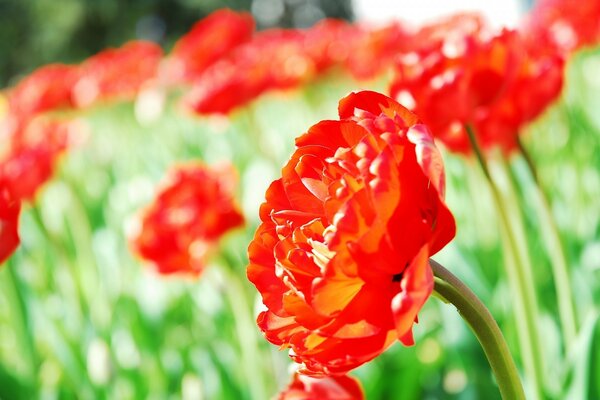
[165,9,255,83]
[131,162,244,276]
[247,91,455,375]
[73,40,163,108]
[277,372,364,400]
[7,64,78,119]
[0,117,74,201]
[390,23,564,153]
[0,186,20,265]
[524,0,600,53]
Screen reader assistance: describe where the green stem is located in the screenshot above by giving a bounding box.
[218,255,267,400]
[516,136,578,349]
[431,259,525,400]
[5,258,40,391]
[465,125,544,399]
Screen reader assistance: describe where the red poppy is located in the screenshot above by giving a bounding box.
[524,0,600,53]
[72,40,163,108]
[278,372,364,400]
[0,117,74,201]
[0,186,20,265]
[165,9,255,83]
[389,25,564,153]
[131,162,244,276]
[247,91,455,376]
[7,64,78,119]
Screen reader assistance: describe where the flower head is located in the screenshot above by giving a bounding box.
[131,162,244,276]
[1,117,75,201]
[165,9,255,84]
[390,24,564,153]
[0,186,20,265]
[247,91,455,375]
[277,371,364,400]
[73,40,163,108]
[7,64,78,119]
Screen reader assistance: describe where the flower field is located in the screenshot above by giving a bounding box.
[1,2,600,399]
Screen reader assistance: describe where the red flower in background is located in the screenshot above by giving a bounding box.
[524,0,600,53]
[165,9,255,83]
[0,187,20,265]
[345,22,411,80]
[184,29,318,115]
[184,18,378,115]
[7,64,78,119]
[72,40,163,108]
[278,372,364,400]
[131,162,244,276]
[247,91,455,376]
[1,117,76,201]
[389,18,564,153]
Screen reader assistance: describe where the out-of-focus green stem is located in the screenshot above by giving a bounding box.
[431,259,525,400]
[218,254,267,400]
[465,125,544,400]
[516,136,578,349]
[5,258,40,392]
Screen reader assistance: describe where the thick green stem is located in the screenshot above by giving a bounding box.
[516,136,578,349]
[465,126,544,399]
[431,259,525,400]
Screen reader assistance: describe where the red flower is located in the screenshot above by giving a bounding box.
[345,22,411,80]
[0,186,20,265]
[524,0,600,53]
[247,91,455,375]
[131,162,244,276]
[7,64,78,119]
[184,29,317,115]
[72,40,163,108]
[165,9,255,83]
[0,117,75,201]
[389,25,564,153]
[278,372,364,400]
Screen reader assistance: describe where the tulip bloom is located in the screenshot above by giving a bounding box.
[131,162,244,276]
[248,91,455,375]
[390,25,564,153]
[73,40,163,108]
[524,0,600,53]
[0,187,20,265]
[278,372,364,400]
[7,64,78,119]
[0,117,74,201]
[165,9,255,83]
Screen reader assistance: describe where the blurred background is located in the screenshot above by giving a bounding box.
[1,0,599,399]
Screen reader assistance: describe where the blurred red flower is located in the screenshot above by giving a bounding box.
[389,22,564,153]
[131,162,244,276]
[184,19,364,115]
[524,0,600,53]
[184,28,318,115]
[247,91,455,375]
[0,186,20,265]
[7,64,78,119]
[345,22,411,80]
[278,372,364,400]
[72,40,163,108]
[165,9,255,83]
[0,117,75,201]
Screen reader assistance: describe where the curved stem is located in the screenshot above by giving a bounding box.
[431,259,525,400]
[516,136,578,349]
[465,125,544,399]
